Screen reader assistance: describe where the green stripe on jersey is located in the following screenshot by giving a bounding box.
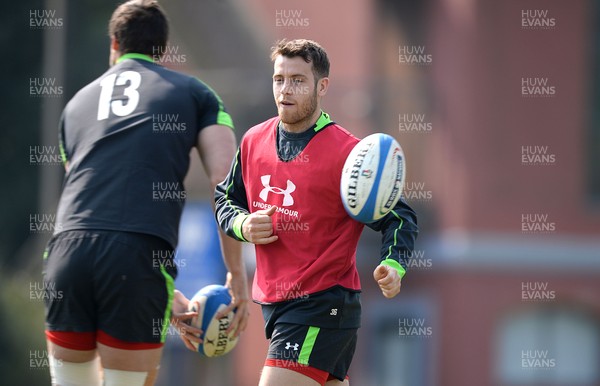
[58,140,68,165]
[194,78,234,129]
[298,326,320,365]
[217,110,234,128]
[232,213,249,242]
[384,210,404,259]
[313,111,333,132]
[224,148,250,242]
[382,209,406,278]
[116,53,154,63]
[159,265,175,343]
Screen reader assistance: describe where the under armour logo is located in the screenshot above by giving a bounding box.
[330,309,338,316]
[285,342,299,351]
[259,175,296,206]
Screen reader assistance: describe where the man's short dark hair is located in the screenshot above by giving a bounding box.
[108,0,168,57]
[271,39,330,81]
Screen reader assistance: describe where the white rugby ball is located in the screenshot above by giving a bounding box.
[340,133,405,223]
[187,284,239,357]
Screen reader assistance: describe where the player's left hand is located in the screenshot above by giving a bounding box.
[218,271,250,338]
[373,265,401,298]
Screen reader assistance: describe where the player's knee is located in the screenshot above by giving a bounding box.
[49,355,101,386]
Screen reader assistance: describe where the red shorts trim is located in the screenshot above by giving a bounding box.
[97,330,163,350]
[45,330,96,351]
[265,358,329,385]
[328,374,350,382]
[45,330,164,351]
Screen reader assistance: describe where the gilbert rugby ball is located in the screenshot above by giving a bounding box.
[187,284,239,357]
[340,133,405,223]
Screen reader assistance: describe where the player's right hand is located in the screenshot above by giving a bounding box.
[171,289,203,351]
[242,205,279,244]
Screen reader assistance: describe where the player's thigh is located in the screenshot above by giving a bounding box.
[260,366,321,386]
[97,343,163,386]
[47,340,96,363]
[97,342,162,371]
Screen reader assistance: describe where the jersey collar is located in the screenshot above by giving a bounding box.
[277,110,333,133]
[116,53,155,64]
[313,111,333,132]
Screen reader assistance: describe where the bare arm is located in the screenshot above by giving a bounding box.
[197,124,238,187]
[196,125,249,336]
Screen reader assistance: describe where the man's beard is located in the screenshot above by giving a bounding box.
[279,90,318,127]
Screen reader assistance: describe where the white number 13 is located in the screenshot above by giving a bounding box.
[97,71,141,120]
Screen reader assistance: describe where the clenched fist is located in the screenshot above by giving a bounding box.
[242,205,279,244]
[373,265,401,298]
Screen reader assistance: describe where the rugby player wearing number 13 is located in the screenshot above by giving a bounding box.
[215,39,419,386]
[43,1,249,385]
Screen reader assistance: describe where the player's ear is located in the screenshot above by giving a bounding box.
[110,37,119,52]
[109,37,120,66]
[317,77,329,97]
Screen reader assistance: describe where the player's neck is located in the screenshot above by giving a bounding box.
[280,109,322,134]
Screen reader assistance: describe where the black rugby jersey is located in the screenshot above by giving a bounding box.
[55,53,233,247]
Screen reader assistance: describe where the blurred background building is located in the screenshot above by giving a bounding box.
[1,0,598,385]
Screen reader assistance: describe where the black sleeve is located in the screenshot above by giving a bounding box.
[190,77,235,130]
[366,197,419,271]
[214,148,250,241]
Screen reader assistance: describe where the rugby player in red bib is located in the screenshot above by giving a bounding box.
[215,39,418,386]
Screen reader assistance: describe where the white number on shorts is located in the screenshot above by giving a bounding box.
[97,71,142,120]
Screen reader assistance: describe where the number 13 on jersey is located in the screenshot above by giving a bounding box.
[97,71,141,120]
